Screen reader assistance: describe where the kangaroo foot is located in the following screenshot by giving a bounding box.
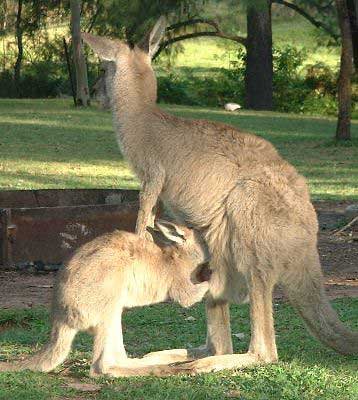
[142,345,211,365]
[104,352,275,377]
[167,351,277,375]
[167,353,259,375]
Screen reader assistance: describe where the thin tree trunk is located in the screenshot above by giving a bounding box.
[335,0,353,141]
[245,0,273,110]
[14,0,23,97]
[347,0,358,70]
[70,0,90,106]
[1,0,8,72]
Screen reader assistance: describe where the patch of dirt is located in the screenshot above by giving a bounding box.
[0,201,357,309]
[0,272,56,309]
[0,320,18,334]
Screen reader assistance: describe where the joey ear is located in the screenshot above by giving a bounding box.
[138,16,167,59]
[81,32,120,61]
[155,220,186,245]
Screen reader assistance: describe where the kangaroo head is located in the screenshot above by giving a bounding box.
[154,220,210,266]
[82,17,166,106]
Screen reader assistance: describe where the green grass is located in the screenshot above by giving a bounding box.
[0,99,357,200]
[0,299,357,399]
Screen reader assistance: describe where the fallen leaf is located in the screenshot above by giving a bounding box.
[28,285,53,289]
[226,389,242,398]
[185,316,196,322]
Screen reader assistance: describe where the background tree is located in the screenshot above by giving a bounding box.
[347,0,357,69]
[335,0,354,140]
[245,0,273,110]
[152,0,272,110]
[13,0,23,96]
[272,0,339,42]
[1,0,65,96]
[70,0,90,106]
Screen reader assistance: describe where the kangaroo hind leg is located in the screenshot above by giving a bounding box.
[90,311,126,377]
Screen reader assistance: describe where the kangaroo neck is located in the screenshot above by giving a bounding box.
[111,64,156,150]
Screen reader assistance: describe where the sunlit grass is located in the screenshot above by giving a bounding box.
[0,299,357,399]
[157,14,340,72]
[0,99,357,200]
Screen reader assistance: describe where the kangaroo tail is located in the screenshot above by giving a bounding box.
[281,253,358,355]
[0,321,77,372]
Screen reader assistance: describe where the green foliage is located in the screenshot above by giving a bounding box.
[0,31,102,98]
[272,46,311,113]
[158,72,196,105]
[157,45,342,116]
[158,68,240,106]
[291,0,339,41]
[87,0,202,40]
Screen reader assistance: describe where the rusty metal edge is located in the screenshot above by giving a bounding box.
[0,208,12,268]
[0,189,139,208]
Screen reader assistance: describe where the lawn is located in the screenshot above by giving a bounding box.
[169,20,340,72]
[0,99,357,200]
[155,11,340,73]
[0,299,357,400]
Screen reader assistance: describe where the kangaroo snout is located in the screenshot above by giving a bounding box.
[196,263,213,283]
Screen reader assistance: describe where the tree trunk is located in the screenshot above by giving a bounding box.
[14,0,23,97]
[245,0,273,110]
[1,0,8,72]
[70,0,90,106]
[335,0,353,141]
[347,0,358,70]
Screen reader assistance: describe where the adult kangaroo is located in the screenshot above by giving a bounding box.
[81,18,358,375]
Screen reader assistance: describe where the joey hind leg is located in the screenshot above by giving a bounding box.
[90,312,127,377]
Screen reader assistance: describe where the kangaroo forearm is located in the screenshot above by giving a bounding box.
[136,173,164,236]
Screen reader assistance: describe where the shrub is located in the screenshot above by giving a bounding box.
[158,45,341,117]
[0,40,345,117]
[157,72,196,105]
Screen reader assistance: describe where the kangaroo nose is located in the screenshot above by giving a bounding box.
[197,263,212,282]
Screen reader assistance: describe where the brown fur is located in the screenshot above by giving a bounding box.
[79,25,358,376]
[0,222,210,376]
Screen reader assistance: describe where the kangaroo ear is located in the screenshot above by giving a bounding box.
[81,33,120,61]
[155,219,186,245]
[138,16,167,59]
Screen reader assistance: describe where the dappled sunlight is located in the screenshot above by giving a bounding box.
[0,117,113,134]
[0,99,357,200]
[0,168,138,190]
[163,104,356,144]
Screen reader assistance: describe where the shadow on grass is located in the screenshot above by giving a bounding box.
[166,105,358,143]
[0,169,138,190]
